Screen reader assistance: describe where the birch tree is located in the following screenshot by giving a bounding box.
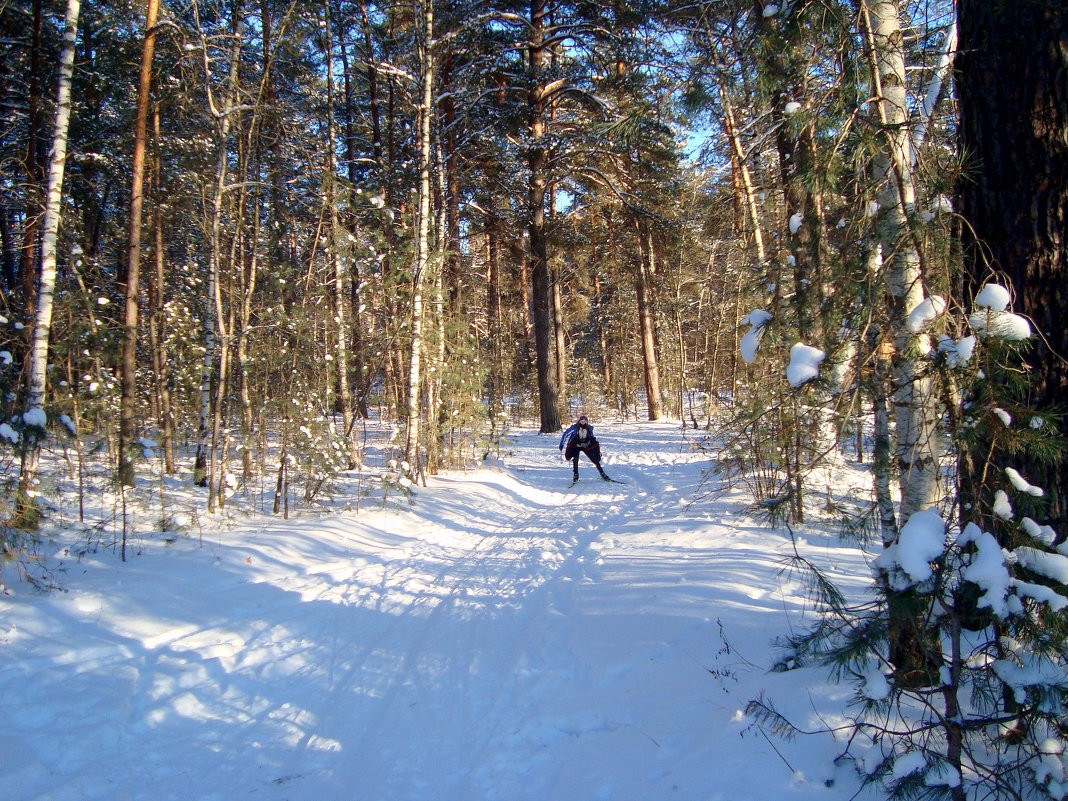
[17,0,82,519]
[862,0,943,684]
[192,0,243,511]
[405,0,435,467]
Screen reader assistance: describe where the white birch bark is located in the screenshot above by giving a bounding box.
[19,0,82,499]
[405,0,434,466]
[911,23,957,165]
[193,4,242,510]
[865,0,941,525]
[324,0,358,469]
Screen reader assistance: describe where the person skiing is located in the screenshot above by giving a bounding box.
[559,414,611,483]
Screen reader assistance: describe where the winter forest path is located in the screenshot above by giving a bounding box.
[1,421,875,801]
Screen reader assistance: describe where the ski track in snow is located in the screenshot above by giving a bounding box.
[1,422,873,801]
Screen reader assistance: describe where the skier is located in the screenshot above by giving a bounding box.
[559,414,611,483]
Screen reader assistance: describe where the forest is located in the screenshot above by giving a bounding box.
[2,0,1068,798]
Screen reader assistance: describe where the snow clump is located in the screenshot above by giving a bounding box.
[878,507,947,586]
[740,309,773,364]
[23,407,47,428]
[1006,467,1044,497]
[786,343,825,387]
[784,101,802,115]
[958,524,1011,617]
[975,283,1011,311]
[938,335,975,368]
[970,309,1032,341]
[788,213,803,234]
[993,490,1014,520]
[860,665,891,701]
[762,3,779,17]
[907,295,946,333]
[891,751,928,782]
[1014,547,1068,587]
[895,508,947,582]
[969,283,1032,341]
[59,414,77,437]
[1021,517,1057,546]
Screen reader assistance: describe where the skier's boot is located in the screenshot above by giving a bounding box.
[572,460,580,483]
[599,468,611,482]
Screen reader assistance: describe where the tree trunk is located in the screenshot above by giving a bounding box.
[753,0,823,341]
[864,0,942,686]
[117,0,160,486]
[552,260,567,405]
[636,223,664,420]
[405,0,434,465]
[323,0,357,469]
[194,0,242,507]
[528,0,560,434]
[148,107,175,474]
[486,203,504,428]
[18,0,47,323]
[18,0,82,515]
[957,0,1068,533]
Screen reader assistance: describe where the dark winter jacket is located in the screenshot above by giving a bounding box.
[560,422,597,450]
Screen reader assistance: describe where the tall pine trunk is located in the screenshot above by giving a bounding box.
[117,0,160,486]
[957,0,1068,533]
[527,0,560,434]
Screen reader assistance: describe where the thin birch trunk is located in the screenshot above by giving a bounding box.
[719,85,766,265]
[864,0,941,524]
[18,0,82,512]
[193,0,243,508]
[405,0,434,465]
[148,107,175,474]
[552,261,567,403]
[636,222,664,421]
[426,136,448,475]
[324,0,357,468]
[864,0,942,686]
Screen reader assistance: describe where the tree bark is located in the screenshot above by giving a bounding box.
[193,0,242,508]
[636,222,664,420]
[405,0,434,465]
[324,0,358,469]
[863,0,942,686]
[148,107,175,474]
[18,0,82,513]
[957,0,1068,533]
[528,0,560,433]
[118,0,160,486]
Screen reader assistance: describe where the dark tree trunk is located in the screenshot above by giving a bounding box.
[118,0,160,486]
[528,0,560,433]
[957,0,1068,532]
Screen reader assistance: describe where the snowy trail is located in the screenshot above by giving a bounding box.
[1,422,874,801]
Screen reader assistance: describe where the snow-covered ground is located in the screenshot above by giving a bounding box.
[2,420,881,801]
